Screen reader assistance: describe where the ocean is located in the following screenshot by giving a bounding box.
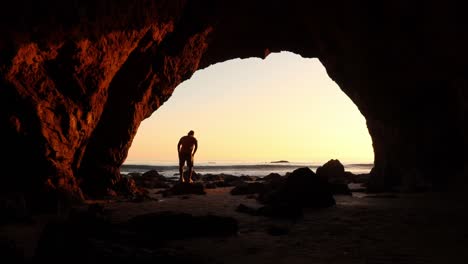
[121,161,373,177]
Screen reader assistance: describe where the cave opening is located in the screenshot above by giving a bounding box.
[124,51,374,178]
[3,2,468,262]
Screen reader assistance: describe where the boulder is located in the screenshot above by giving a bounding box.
[141,170,167,181]
[132,170,170,189]
[316,159,347,184]
[182,170,201,181]
[239,175,257,181]
[258,167,335,209]
[201,174,224,182]
[261,173,282,182]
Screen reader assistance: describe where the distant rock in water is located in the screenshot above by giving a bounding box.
[270,160,289,163]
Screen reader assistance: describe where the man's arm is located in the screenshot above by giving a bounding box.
[192,140,198,155]
[177,139,182,152]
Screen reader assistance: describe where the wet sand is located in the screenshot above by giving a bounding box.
[2,187,468,263]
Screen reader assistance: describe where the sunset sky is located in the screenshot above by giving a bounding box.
[125,52,373,165]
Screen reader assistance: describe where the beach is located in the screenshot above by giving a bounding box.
[102,188,468,264]
[2,2,467,263]
[2,174,468,263]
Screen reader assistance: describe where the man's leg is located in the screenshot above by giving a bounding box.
[187,156,194,183]
[179,158,185,183]
[187,165,193,183]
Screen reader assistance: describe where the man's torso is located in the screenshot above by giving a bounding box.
[179,135,197,154]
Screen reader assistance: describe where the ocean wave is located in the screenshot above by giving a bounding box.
[121,162,373,176]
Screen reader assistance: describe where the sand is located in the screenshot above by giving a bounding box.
[2,187,468,263]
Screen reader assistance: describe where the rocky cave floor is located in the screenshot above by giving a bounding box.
[2,186,468,264]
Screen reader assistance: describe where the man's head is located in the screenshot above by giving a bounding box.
[188,130,195,136]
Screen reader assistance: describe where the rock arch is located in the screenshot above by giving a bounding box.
[0,1,466,209]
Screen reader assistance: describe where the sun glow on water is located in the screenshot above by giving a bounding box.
[126,52,373,165]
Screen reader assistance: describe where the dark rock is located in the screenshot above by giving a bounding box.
[223,174,237,180]
[126,172,142,177]
[131,170,171,189]
[239,175,257,181]
[181,170,201,182]
[230,182,266,195]
[235,168,336,219]
[259,167,335,209]
[201,174,224,182]
[114,175,142,196]
[352,173,371,184]
[162,183,206,197]
[226,179,246,187]
[330,183,352,195]
[165,179,180,185]
[316,159,347,184]
[141,170,166,181]
[261,173,282,182]
[223,175,240,183]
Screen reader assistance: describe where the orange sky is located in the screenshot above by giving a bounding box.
[125,52,373,164]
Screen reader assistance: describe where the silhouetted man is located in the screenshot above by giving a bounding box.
[177,130,198,183]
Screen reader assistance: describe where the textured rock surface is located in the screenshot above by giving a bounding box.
[0,1,467,210]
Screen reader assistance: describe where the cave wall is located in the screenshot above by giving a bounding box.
[0,0,467,209]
